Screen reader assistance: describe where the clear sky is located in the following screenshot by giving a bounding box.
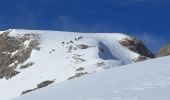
[0,0,170,53]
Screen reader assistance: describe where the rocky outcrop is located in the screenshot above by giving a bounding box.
[0,31,40,79]
[0,67,19,79]
[21,80,55,95]
[77,44,90,49]
[20,62,35,69]
[133,55,149,62]
[157,45,170,57]
[67,72,88,80]
[119,36,155,61]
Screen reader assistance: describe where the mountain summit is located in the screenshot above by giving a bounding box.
[0,29,154,100]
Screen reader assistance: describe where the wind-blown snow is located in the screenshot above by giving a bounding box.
[15,56,170,100]
[0,29,141,100]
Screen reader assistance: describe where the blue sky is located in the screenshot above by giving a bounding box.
[0,0,170,53]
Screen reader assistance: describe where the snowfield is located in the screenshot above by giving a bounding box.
[14,56,170,100]
[0,29,153,100]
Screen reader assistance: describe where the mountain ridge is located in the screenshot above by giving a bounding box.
[0,29,154,100]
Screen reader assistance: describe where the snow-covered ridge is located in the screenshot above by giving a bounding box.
[0,29,154,100]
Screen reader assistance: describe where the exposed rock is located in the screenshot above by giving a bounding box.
[119,37,155,58]
[77,44,90,49]
[133,55,149,62]
[20,62,35,69]
[67,44,94,53]
[37,80,54,89]
[0,33,21,53]
[157,45,170,57]
[68,72,88,80]
[21,88,37,95]
[21,80,54,95]
[0,53,12,67]
[0,67,19,79]
[13,47,32,64]
[76,67,84,71]
[73,57,86,62]
[0,31,40,79]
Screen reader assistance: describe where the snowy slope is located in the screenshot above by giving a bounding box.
[0,29,150,100]
[14,56,170,100]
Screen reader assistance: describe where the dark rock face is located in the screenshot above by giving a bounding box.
[0,31,40,79]
[77,44,90,49]
[67,72,88,80]
[21,89,36,95]
[21,80,55,95]
[157,45,170,57]
[37,80,54,88]
[133,55,149,62]
[119,37,155,60]
[0,67,19,79]
[20,62,35,69]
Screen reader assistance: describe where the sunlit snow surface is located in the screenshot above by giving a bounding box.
[0,29,140,100]
[15,56,170,100]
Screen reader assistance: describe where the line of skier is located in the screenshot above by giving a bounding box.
[62,36,83,46]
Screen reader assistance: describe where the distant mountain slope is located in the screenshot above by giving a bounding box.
[0,29,154,100]
[157,45,170,57]
[14,56,170,100]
